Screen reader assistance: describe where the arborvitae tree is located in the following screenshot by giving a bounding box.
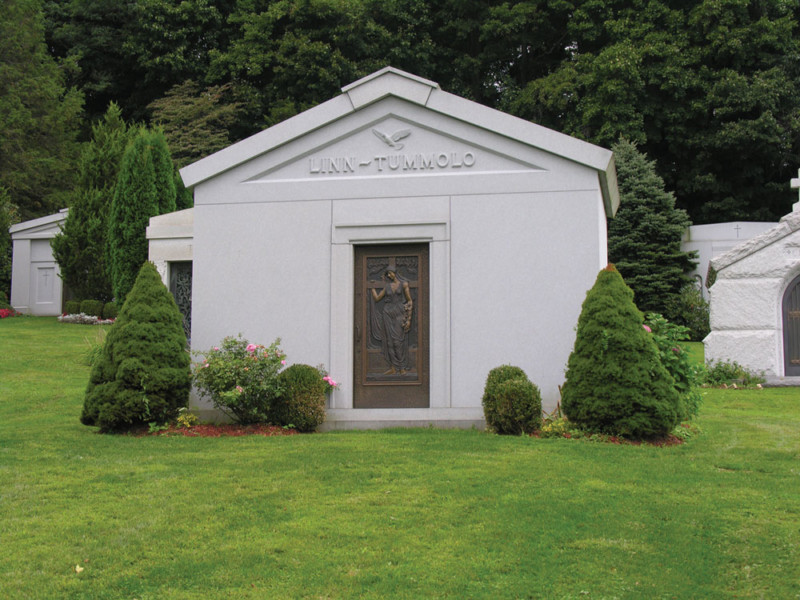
[81,261,190,432]
[149,128,177,215]
[108,127,177,303]
[51,103,132,302]
[562,265,682,439]
[608,139,696,319]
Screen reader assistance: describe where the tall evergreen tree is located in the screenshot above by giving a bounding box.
[149,128,177,215]
[608,139,695,319]
[0,0,83,219]
[108,127,176,304]
[0,187,20,300]
[51,103,132,302]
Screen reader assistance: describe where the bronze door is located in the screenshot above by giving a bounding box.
[354,244,429,408]
[784,274,800,376]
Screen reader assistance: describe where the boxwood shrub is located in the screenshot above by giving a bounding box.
[102,301,118,320]
[482,365,542,435]
[80,299,104,318]
[273,364,326,432]
[64,300,81,315]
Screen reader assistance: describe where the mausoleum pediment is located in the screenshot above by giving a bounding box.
[181,67,618,216]
[244,116,544,184]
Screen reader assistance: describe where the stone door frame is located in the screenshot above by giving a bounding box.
[329,220,450,411]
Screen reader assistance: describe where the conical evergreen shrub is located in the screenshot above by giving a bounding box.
[81,262,190,432]
[561,265,682,439]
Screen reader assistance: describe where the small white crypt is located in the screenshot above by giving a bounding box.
[9,209,68,316]
[173,67,619,429]
[705,170,800,379]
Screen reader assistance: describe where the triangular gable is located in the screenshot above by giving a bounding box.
[9,209,68,240]
[180,67,619,217]
[712,210,800,272]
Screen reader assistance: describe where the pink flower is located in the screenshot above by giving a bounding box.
[235,385,243,393]
[281,360,286,365]
[642,324,652,333]
[246,344,257,353]
[213,346,219,351]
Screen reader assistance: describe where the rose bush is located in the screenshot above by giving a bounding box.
[193,336,285,424]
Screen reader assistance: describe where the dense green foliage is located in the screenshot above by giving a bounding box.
[1,0,83,220]
[509,0,800,223]
[703,359,766,387]
[666,282,711,342]
[644,313,704,421]
[193,336,286,425]
[562,266,682,438]
[102,301,118,320]
[11,0,790,226]
[482,365,541,435]
[108,127,176,303]
[608,139,696,318]
[0,187,19,299]
[273,363,327,432]
[64,300,80,315]
[81,262,191,432]
[51,103,133,303]
[148,80,240,170]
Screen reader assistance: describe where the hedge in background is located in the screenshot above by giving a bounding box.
[81,261,190,432]
[482,365,542,435]
[561,265,681,439]
[80,299,104,318]
[273,364,326,432]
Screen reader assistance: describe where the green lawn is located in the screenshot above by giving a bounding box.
[2,318,799,599]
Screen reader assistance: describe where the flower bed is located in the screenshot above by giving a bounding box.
[58,313,115,325]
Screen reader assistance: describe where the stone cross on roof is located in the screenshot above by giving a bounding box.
[793,168,800,211]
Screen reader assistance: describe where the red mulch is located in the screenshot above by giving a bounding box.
[143,424,300,437]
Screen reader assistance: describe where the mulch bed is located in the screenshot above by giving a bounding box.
[143,424,300,437]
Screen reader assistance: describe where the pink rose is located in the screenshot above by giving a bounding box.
[246,344,257,353]
[642,325,652,333]
[235,385,243,393]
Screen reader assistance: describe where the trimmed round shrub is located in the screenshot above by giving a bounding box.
[81,261,191,432]
[0,291,11,310]
[102,301,118,320]
[482,365,542,435]
[561,265,681,439]
[487,378,542,435]
[80,299,104,317]
[64,300,81,315]
[273,364,326,432]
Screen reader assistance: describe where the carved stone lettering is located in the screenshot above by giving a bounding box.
[307,127,477,176]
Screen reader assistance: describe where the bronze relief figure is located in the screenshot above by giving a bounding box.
[370,269,413,375]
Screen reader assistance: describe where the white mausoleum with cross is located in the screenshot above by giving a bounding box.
[705,169,800,380]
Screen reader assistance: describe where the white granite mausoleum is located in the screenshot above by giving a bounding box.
[9,209,68,316]
[177,67,619,428]
[705,175,800,379]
